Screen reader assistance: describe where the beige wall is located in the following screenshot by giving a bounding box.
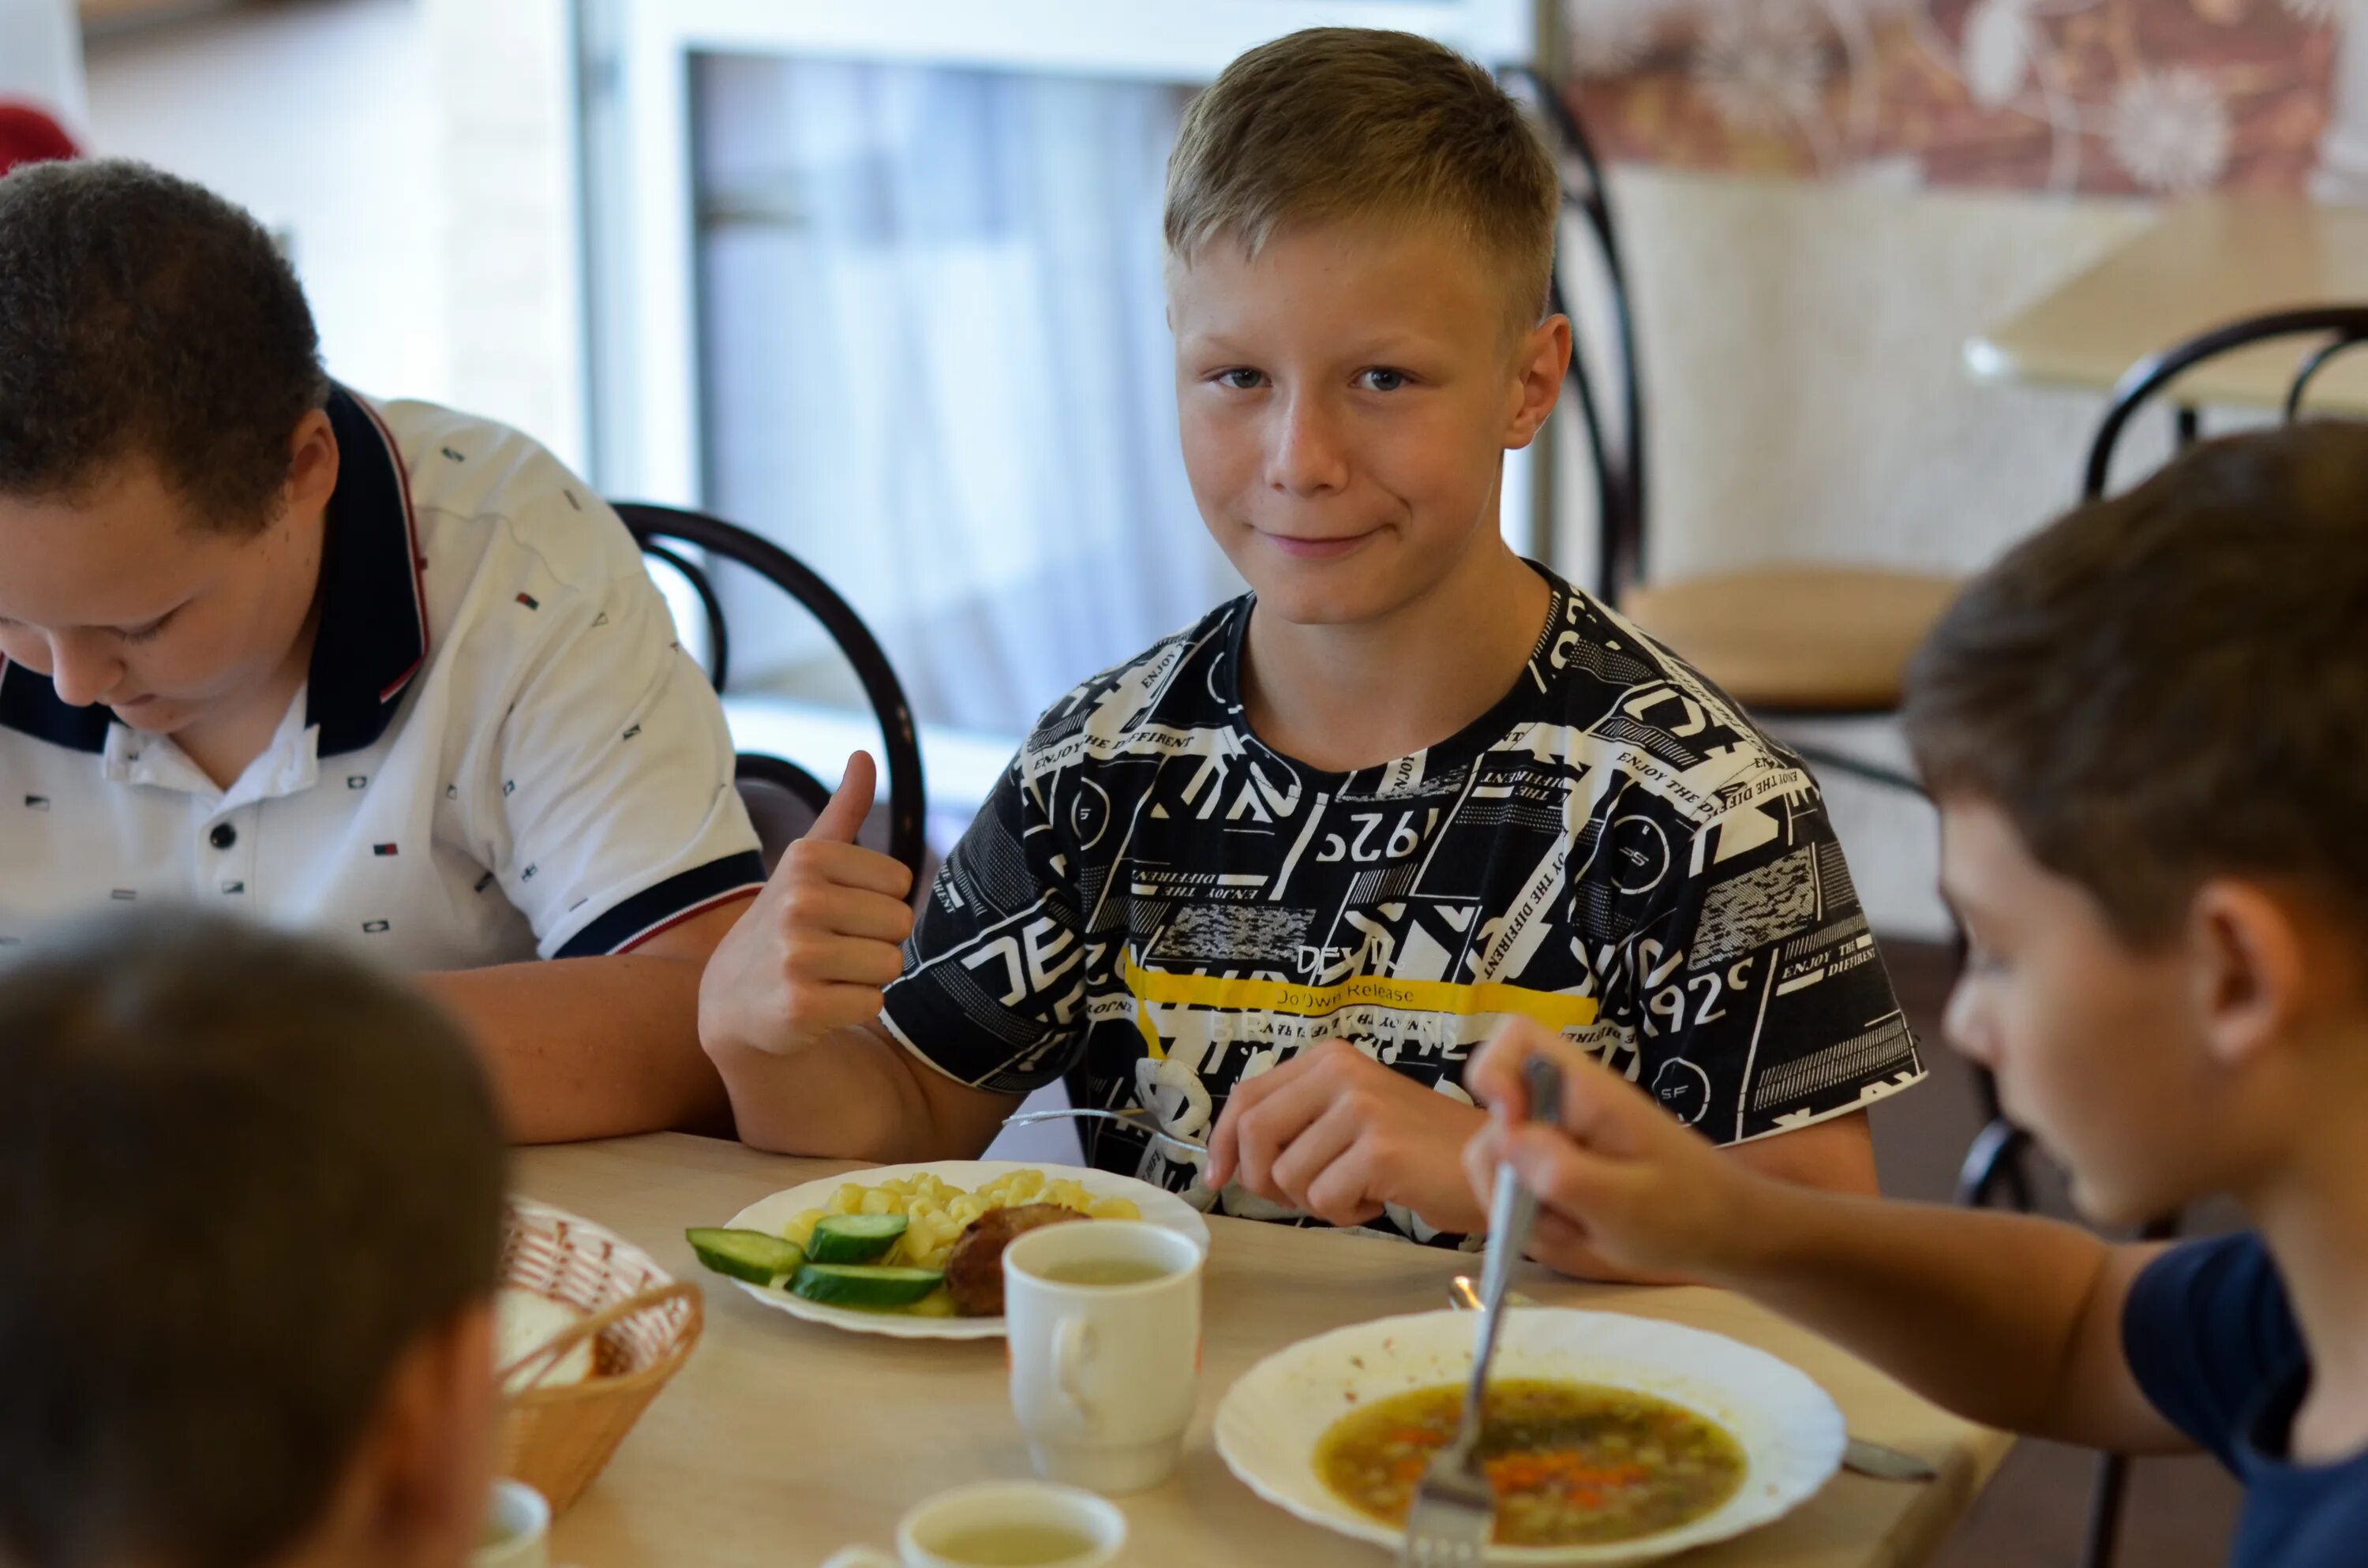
[1604,168,2160,580]
[419,0,583,466]
[83,0,585,470]
[1565,169,2175,939]
[84,0,448,402]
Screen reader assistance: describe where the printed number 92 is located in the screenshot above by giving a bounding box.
[1643,958,1753,1037]
[1313,808,1438,865]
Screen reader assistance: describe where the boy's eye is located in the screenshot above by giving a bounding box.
[1358,368,1411,392]
[1216,368,1265,391]
[117,612,177,646]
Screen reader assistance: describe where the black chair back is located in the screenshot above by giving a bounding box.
[616,502,929,887]
[1502,65,1647,604]
[2083,304,2368,500]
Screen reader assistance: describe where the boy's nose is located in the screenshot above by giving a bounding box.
[47,634,122,709]
[1267,396,1351,496]
[1941,979,1996,1069]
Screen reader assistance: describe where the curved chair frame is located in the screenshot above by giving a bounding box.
[2082,305,2368,500]
[1501,67,1922,798]
[617,502,929,886]
[1501,63,1648,604]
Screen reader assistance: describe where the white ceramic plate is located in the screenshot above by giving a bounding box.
[1214,1308,1844,1566]
[720,1160,1211,1341]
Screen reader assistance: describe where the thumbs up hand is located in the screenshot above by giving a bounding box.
[699,751,919,1059]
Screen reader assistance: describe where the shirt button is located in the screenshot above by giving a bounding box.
[208,822,238,851]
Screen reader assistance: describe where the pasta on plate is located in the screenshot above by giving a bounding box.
[776,1169,1141,1315]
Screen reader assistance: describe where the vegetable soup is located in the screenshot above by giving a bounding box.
[1316,1379,1745,1546]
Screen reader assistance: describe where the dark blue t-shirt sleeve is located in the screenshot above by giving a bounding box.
[2122,1233,2305,1469]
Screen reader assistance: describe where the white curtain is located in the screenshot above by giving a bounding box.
[692,54,1243,739]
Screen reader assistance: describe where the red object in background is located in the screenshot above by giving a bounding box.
[0,100,79,177]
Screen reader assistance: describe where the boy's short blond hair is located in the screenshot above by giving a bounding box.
[1164,28,1560,331]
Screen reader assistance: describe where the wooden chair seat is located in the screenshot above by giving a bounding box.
[1618,567,1963,714]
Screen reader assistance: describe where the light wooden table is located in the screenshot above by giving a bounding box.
[1965,197,2368,414]
[519,1135,2010,1568]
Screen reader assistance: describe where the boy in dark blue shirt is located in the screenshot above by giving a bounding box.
[1462,423,2368,1566]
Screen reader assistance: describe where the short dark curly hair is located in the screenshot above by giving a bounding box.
[0,158,328,531]
[1903,421,2368,949]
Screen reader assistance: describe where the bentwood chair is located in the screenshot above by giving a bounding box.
[1946,305,2368,1568]
[1499,67,1957,799]
[616,502,928,887]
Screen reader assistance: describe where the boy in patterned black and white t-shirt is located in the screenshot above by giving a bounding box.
[700,28,1922,1267]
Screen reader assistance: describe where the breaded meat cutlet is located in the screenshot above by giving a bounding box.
[943,1203,1088,1315]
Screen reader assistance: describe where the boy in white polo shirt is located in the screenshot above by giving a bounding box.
[0,159,764,1141]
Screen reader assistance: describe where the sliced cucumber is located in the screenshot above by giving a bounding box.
[789,1262,946,1311]
[686,1227,806,1286]
[806,1212,910,1265]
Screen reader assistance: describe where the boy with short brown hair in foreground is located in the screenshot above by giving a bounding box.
[0,911,506,1568]
[703,28,1918,1265]
[1466,424,2368,1564]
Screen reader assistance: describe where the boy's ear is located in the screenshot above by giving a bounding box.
[2186,878,2309,1071]
[1504,315,1571,451]
[344,1302,498,1568]
[283,408,340,523]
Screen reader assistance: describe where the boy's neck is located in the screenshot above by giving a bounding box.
[2247,1021,2368,1465]
[1240,537,1553,776]
[175,574,324,791]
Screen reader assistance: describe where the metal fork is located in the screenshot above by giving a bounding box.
[999,1105,1210,1166]
[1402,1053,1564,1567]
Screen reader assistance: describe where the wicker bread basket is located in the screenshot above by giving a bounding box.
[496,1198,703,1512]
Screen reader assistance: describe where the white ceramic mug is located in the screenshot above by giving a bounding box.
[1002,1219,1205,1495]
[470,1479,550,1568]
[819,1480,1126,1568]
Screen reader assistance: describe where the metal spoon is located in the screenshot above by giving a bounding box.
[1444,1276,1936,1484]
[1402,1054,1567,1565]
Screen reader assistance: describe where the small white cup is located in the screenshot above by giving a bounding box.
[470,1479,549,1568]
[819,1480,1126,1568]
[1002,1220,1205,1495]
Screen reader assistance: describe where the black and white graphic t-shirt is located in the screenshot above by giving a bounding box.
[882,569,1923,1245]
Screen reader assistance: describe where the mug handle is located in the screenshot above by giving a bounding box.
[1053,1315,1096,1425]
[819,1548,899,1568]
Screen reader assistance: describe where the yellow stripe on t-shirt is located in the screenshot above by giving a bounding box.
[1118,951,1597,1060]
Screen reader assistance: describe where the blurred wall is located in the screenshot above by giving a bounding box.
[1549,170,2179,940]
[80,0,583,467]
[83,0,448,402]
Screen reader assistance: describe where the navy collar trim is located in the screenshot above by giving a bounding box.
[0,384,427,760]
[309,386,429,756]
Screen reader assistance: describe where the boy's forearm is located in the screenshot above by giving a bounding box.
[1728,1110,1879,1195]
[1710,1177,2122,1437]
[706,1019,948,1160]
[1534,1113,1879,1285]
[707,1016,1025,1164]
[422,949,732,1144]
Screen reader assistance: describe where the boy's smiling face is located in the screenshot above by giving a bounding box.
[0,418,333,741]
[1167,219,1565,627]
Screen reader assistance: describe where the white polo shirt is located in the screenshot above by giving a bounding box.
[0,387,764,967]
